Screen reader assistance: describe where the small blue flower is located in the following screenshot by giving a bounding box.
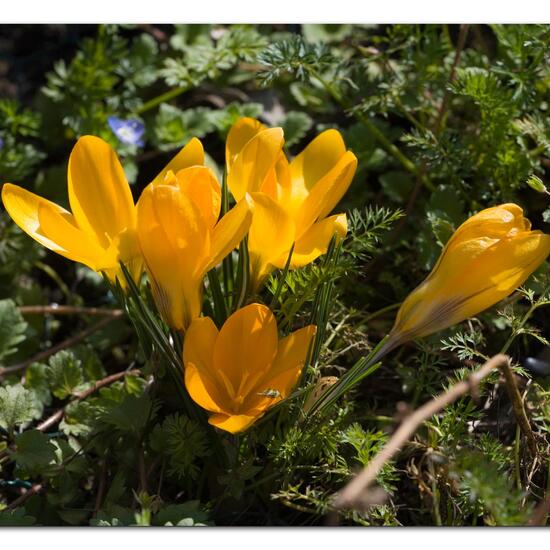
[108,116,145,147]
[0,137,4,151]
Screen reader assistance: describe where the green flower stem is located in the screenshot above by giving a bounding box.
[136,86,188,115]
[307,333,400,416]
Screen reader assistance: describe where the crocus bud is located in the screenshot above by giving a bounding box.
[389,203,550,343]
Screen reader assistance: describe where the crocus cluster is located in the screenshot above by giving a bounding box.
[3,117,550,433]
[2,118,347,433]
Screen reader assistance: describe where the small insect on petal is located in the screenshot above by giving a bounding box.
[257,389,281,398]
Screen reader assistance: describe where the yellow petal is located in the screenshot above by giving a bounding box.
[137,185,206,329]
[183,316,226,414]
[205,195,253,272]
[248,192,295,290]
[287,129,348,212]
[295,151,357,239]
[151,137,205,187]
[67,136,135,248]
[243,324,316,413]
[37,202,111,270]
[290,129,347,194]
[227,128,284,201]
[278,213,347,269]
[212,303,278,403]
[149,185,210,271]
[225,117,266,169]
[185,364,226,414]
[208,413,259,434]
[175,166,221,229]
[2,183,72,253]
[184,316,219,370]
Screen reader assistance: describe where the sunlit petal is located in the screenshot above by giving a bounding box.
[213,303,278,403]
[295,151,357,239]
[248,192,295,290]
[205,195,253,272]
[227,128,284,201]
[279,213,347,269]
[67,135,135,247]
[151,137,205,187]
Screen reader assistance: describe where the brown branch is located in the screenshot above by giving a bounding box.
[0,314,123,378]
[500,359,539,458]
[6,483,43,511]
[36,369,141,432]
[332,354,509,511]
[19,305,123,317]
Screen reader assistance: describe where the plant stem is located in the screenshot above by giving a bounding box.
[308,68,435,192]
[136,86,187,114]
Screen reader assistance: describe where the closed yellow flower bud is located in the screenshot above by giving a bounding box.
[136,165,253,331]
[183,303,316,434]
[390,203,550,343]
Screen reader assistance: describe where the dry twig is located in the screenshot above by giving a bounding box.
[0,314,123,378]
[332,353,509,512]
[18,305,123,317]
[36,368,141,432]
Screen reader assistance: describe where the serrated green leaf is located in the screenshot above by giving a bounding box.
[0,299,27,363]
[154,104,214,151]
[149,414,209,480]
[98,393,156,434]
[0,384,36,431]
[12,430,56,474]
[48,350,84,399]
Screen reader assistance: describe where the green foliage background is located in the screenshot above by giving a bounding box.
[1,24,550,526]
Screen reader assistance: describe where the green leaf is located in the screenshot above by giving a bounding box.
[154,501,210,526]
[282,111,313,148]
[302,24,354,44]
[98,392,156,434]
[90,505,136,526]
[149,414,209,480]
[0,508,36,526]
[12,430,56,474]
[0,384,36,431]
[48,350,84,399]
[208,102,263,137]
[379,171,414,203]
[427,185,465,227]
[0,299,28,363]
[154,104,214,151]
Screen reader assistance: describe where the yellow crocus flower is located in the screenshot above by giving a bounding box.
[183,302,316,433]
[1,135,204,284]
[226,118,358,290]
[137,167,253,331]
[389,203,550,343]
